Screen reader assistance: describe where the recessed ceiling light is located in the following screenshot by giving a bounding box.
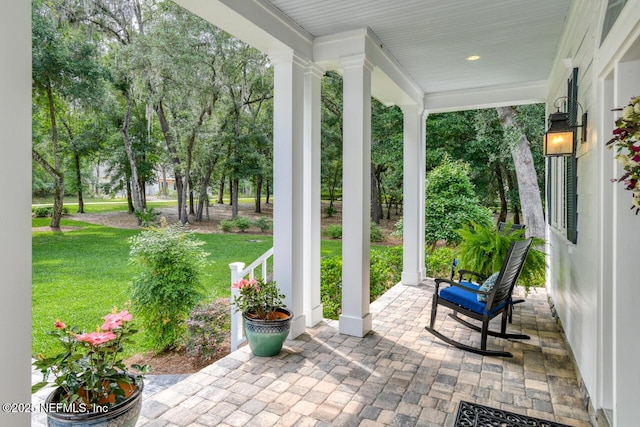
[466,55,481,61]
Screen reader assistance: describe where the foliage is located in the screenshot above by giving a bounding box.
[320,256,342,319]
[253,217,271,232]
[231,278,285,320]
[456,221,546,290]
[128,222,209,351]
[220,219,234,232]
[425,158,493,248]
[426,247,457,278]
[325,224,343,239]
[134,207,160,227]
[33,206,69,217]
[606,95,640,212]
[234,216,251,232]
[185,298,230,363]
[320,246,403,319]
[370,222,384,242]
[32,309,150,411]
[324,205,336,217]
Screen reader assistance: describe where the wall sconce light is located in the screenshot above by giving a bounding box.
[543,97,587,157]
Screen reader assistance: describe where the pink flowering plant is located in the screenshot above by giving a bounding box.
[231,278,286,320]
[607,95,640,213]
[32,308,150,409]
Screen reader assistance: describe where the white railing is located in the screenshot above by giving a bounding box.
[229,247,274,352]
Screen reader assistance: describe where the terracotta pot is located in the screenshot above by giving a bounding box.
[243,307,292,357]
[45,374,143,427]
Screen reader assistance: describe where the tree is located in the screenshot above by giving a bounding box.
[424,158,493,251]
[495,106,545,239]
[32,0,105,230]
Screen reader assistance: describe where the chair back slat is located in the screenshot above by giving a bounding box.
[486,238,533,310]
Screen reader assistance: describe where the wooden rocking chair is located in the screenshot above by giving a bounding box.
[425,238,533,357]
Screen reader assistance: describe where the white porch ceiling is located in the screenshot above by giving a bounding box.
[266,0,572,96]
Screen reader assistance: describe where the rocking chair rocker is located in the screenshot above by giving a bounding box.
[425,238,533,357]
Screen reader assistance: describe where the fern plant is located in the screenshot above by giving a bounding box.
[456,221,546,291]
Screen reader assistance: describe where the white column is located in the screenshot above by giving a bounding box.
[612,59,640,427]
[419,110,428,280]
[339,54,373,337]
[401,104,425,285]
[303,64,324,327]
[0,2,31,425]
[271,51,307,338]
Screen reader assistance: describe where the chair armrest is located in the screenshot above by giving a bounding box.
[435,278,486,295]
[457,270,487,283]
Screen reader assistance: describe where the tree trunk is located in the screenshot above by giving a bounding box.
[125,179,134,213]
[232,178,239,219]
[496,106,544,238]
[255,175,262,213]
[371,163,381,224]
[196,158,216,222]
[74,153,84,213]
[153,98,189,223]
[495,163,507,223]
[42,83,64,231]
[218,176,225,204]
[121,89,144,221]
[266,181,271,204]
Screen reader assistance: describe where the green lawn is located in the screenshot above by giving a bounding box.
[32,219,349,357]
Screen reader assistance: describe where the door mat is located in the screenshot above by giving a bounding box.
[455,400,571,427]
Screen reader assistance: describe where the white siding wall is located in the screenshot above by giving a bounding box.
[547,0,640,424]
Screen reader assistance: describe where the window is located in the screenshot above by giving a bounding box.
[601,0,628,44]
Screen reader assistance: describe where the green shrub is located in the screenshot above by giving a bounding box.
[457,221,546,291]
[220,219,234,232]
[320,246,402,320]
[425,158,493,248]
[184,298,230,364]
[370,222,384,242]
[234,216,251,232]
[128,224,209,351]
[370,246,403,300]
[325,224,342,239]
[426,247,456,278]
[324,205,336,217]
[253,217,271,232]
[34,207,52,217]
[320,256,342,319]
[134,207,160,227]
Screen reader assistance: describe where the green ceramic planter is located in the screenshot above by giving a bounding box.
[45,374,142,427]
[243,307,292,357]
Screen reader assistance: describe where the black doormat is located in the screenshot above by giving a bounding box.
[455,400,571,427]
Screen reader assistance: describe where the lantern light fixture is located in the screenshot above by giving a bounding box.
[543,97,587,157]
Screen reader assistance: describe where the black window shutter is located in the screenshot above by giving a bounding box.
[566,155,578,244]
[546,158,553,225]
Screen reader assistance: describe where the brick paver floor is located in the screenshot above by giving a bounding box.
[135,280,592,426]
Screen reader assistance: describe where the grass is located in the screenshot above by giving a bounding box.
[32,218,364,358]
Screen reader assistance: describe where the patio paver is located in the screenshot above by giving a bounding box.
[32,280,593,426]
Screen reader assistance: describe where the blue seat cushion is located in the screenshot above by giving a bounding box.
[439,282,507,315]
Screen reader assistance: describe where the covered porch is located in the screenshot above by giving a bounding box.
[130,282,589,426]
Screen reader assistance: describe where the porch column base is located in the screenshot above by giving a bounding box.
[402,271,421,286]
[339,313,372,337]
[305,303,324,327]
[289,313,307,339]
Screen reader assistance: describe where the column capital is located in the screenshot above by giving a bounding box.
[269,50,309,68]
[399,103,423,115]
[305,63,326,79]
[339,53,374,72]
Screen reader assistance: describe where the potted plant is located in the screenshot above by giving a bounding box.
[32,309,150,427]
[231,278,292,356]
